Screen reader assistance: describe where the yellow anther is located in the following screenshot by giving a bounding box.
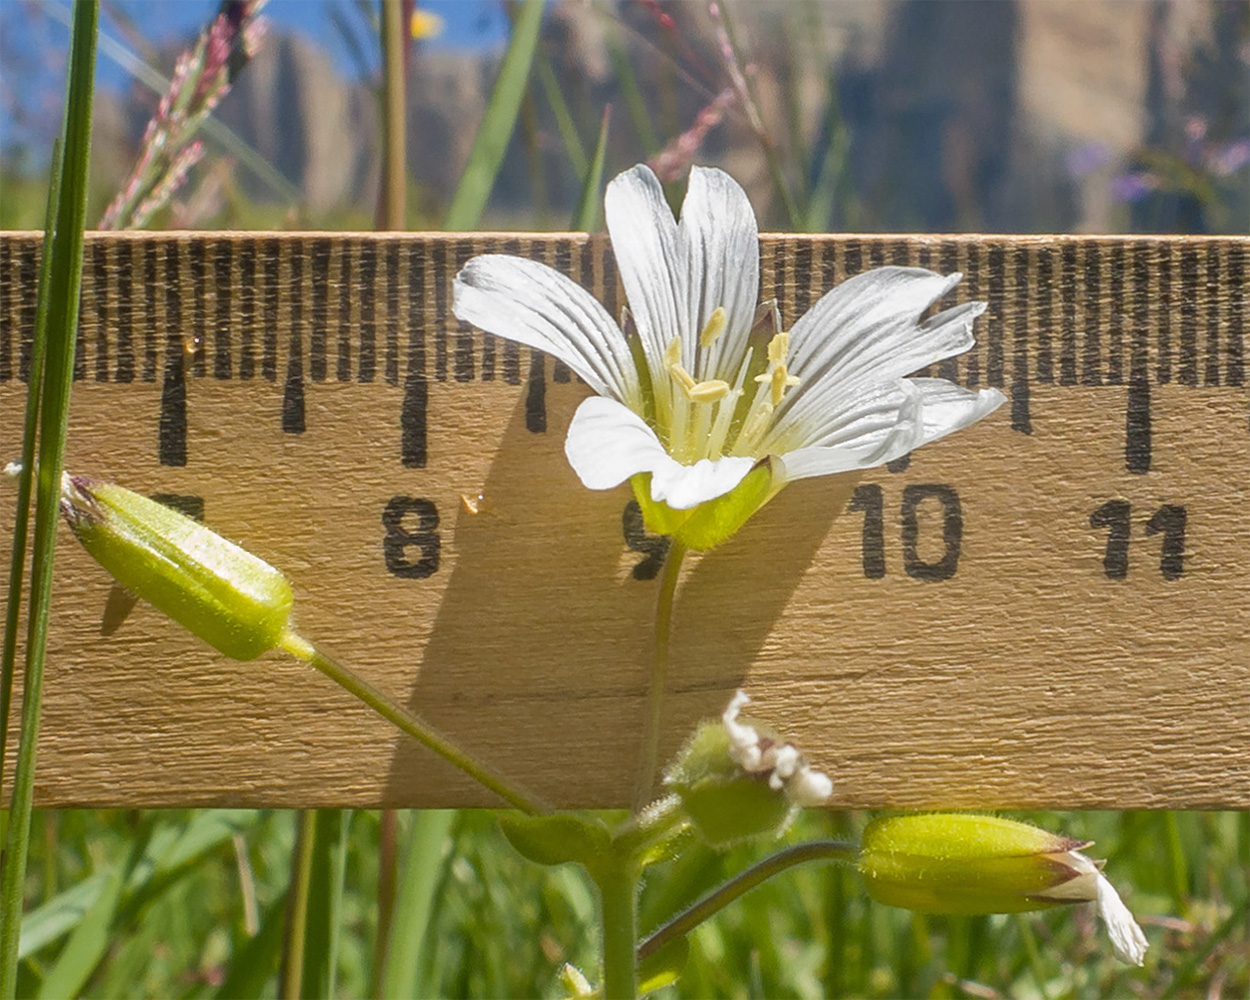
[663,337,683,369]
[766,331,790,366]
[685,378,731,403]
[755,365,801,406]
[669,362,697,391]
[742,401,774,440]
[699,306,728,348]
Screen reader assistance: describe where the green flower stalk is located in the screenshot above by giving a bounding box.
[859,813,1149,966]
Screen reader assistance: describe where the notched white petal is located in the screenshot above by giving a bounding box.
[564,396,677,490]
[649,453,756,510]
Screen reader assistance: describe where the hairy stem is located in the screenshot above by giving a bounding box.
[597,863,639,1000]
[633,540,688,811]
[637,840,860,962]
[279,632,550,815]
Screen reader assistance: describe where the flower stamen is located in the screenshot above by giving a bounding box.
[685,378,731,403]
[699,306,728,347]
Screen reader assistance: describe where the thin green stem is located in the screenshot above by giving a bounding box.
[278,811,315,1000]
[279,633,550,815]
[597,864,639,1000]
[633,540,687,812]
[637,840,859,963]
[0,5,96,995]
[0,142,61,783]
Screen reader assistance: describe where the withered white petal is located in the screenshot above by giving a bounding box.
[1095,872,1149,966]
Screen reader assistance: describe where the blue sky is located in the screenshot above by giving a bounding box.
[0,1,513,162]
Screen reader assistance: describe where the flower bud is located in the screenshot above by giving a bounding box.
[859,813,1148,965]
[665,691,832,848]
[59,474,294,661]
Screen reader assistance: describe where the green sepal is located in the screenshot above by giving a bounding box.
[859,813,1096,915]
[664,721,795,849]
[630,457,778,552]
[63,478,293,661]
[638,936,689,995]
[497,812,612,869]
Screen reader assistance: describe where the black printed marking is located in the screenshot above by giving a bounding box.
[1081,242,1101,385]
[385,242,400,385]
[262,238,279,381]
[526,350,547,433]
[503,238,523,384]
[159,242,187,466]
[282,246,306,434]
[115,240,135,383]
[602,238,620,326]
[887,454,911,473]
[1010,245,1032,433]
[213,239,232,379]
[455,242,475,382]
[889,240,910,267]
[849,484,886,579]
[238,241,256,379]
[1228,243,1245,386]
[142,241,158,381]
[18,243,36,380]
[1058,242,1077,385]
[434,242,448,381]
[401,241,428,468]
[310,238,330,382]
[1179,244,1199,386]
[337,243,352,381]
[793,241,812,316]
[1156,242,1172,384]
[622,501,670,580]
[73,282,86,379]
[1146,504,1186,580]
[0,239,11,381]
[867,241,885,269]
[93,241,109,381]
[188,239,206,377]
[938,242,959,382]
[773,243,787,323]
[1034,248,1053,383]
[382,497,440,578]
[844,242,862,278]
[1090,499,1131,579]
[1126,242,1152,474]
[1106,242,1125,384]
[901,484,962,581]
[359,240,377,383]
[986,244,1004,388]
[1204,244,1220,385]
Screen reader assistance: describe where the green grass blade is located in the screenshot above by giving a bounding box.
[609,36,658,157]
[536,56,588,179]
[14,875,107,962]
[215,896,288,1000]
[571,107,611,232]
[443,0,544,230]
[0,3,97,995]
[0,143,61,786]
[298,809,350,999]
[380,810,457,1000]
[35,820,152,1000]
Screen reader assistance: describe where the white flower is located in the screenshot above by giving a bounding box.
[721,690,833,808]
[453,164,1004,546]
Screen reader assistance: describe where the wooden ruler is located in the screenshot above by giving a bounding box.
[1,232,1246,810]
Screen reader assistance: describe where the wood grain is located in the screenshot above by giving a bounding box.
[1,232,1246,809]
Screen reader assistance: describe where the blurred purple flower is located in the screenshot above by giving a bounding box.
[1111,171,1159,203]
[1208,138,1250,177]
[1065,141,1112,178]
